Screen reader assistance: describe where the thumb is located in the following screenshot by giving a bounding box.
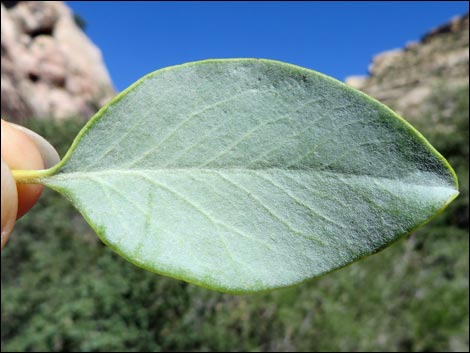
[1,159,18,249]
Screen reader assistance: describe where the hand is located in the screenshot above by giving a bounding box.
[1,119,59,249]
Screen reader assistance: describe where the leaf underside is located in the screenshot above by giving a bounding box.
[39,59,458,293]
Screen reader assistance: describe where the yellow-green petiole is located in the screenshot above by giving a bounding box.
[11,169,53,184]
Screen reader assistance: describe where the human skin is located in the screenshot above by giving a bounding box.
[1,119,58,249]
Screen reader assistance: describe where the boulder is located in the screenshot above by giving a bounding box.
[1,1,115,122]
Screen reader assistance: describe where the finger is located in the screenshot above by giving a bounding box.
[1,159,18,249]
[1,119,44,218]
[9,123,60,169]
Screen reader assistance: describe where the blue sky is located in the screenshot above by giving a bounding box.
[67,1,469,91]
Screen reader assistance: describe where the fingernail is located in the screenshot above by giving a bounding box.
[1,159,18,249]
[9,123,61,169]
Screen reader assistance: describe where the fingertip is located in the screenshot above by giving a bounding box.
[9,122,60,169]
[1,119,45,219]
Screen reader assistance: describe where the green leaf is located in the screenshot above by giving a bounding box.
[19,59,459,293]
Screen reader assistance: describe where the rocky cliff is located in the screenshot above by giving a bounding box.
[346,13,469,121]
[1,1,115,122]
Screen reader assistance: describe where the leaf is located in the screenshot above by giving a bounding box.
[20,59,459,293]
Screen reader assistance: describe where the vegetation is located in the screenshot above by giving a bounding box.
[1,84,468,352]
[73,13,87,32]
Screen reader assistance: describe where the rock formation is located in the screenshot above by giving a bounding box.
[346,13,469,119]
[1,1,115,122]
